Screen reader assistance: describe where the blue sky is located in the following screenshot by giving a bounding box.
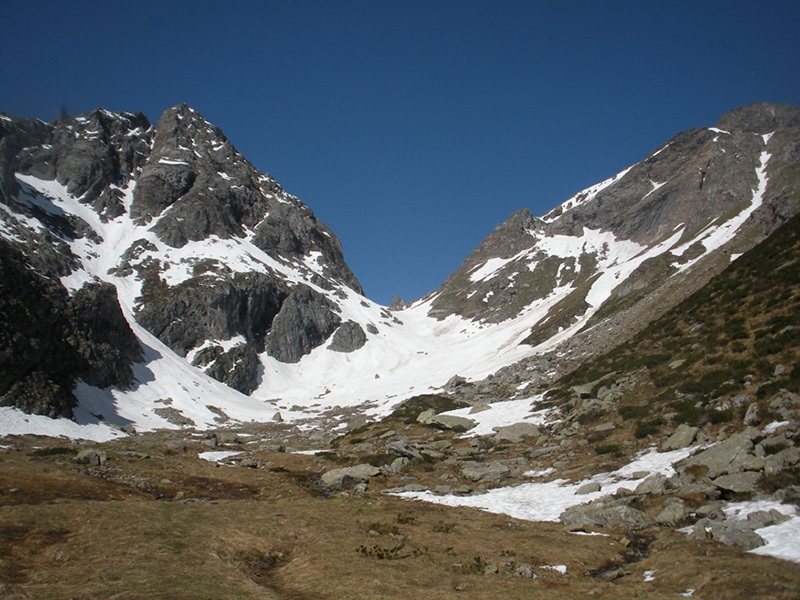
[3,1,799,304]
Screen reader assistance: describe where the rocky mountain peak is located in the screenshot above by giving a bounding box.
[714,102,800,134]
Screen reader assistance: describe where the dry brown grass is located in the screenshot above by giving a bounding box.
[0,434,799,599]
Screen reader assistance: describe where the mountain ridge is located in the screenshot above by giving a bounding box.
[0,102,798,438]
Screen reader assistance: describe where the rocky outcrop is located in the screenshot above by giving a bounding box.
[265,286,341,363]
[135,271,286,357]
[328,321,367,353]
[0,242,141,417]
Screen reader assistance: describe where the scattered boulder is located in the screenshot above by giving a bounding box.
[661,424,699,451]
[711,472,761,494]
[677,430,757,478]
[460,461,511,483]
[560,501,656,531]
[493,422,540,443]
[321,464,381,489]
[743,402,760,426]
[576,481,602,495]
[634,473,667,496]
[427,414,477,432]
[387,441,423,461]
[75,449,106,466]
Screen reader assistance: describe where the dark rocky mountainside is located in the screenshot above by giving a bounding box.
[0,243,141,417]
[0,104,368,408]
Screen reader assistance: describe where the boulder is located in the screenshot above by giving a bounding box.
[321,464,381,489]
[576,481,602,495]
[677,430,756,478]
[711,471,760,494]
[656,500,686,526]
[387,441,423,461]
[743,402,760,426]
[634,473,667,496]
[460,461,511,482]
[661,424,699,451]
[560,502,656,531]
[493,422,540,443]
[427,414,477,432]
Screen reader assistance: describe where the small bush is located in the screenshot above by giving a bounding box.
[595,444,622,456]
[619,405,649,420]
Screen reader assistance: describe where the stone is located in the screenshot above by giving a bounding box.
[712,471,761,494]
[710,521,766,551]
[460,461,511,482]
[416,409,435,424]
[493,422,540,443]
[218,431,239,444]
[75,449,106,466]
[387,441,423,461]
[743,402,760,426]
[677,431,754,479]
[634,473,667,496]
[321,464,381,489]
[661,424,699,451]
[427,414,477,432]
[656,501,686,526]
[576,481,602,495]
[560,502,656,531]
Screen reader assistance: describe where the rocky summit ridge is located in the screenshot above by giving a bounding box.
[0,102,799,437]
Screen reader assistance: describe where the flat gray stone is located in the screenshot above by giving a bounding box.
[493,422,540,443]
[460,461,511,482]
[711,471,761,494]
[321,464,381,489]
[427,414,477,432]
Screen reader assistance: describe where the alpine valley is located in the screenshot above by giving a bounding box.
[2,102,800,599]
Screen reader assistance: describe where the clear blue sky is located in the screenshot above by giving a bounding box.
[3,1,799,305]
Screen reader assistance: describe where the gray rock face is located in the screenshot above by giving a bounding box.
[135,271,286,357]
[192,343,260,395]
[0,244,141,418]
[328,321,367,353]
[265,287,342,363]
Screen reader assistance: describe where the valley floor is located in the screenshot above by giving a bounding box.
[1,421,799,600]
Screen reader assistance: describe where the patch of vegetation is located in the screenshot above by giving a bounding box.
[577,409,607,425]
[634,417,665,438]
[395,513,417,525]
[594,444,622,457]
[619,405,649,420]
[367,521,400,536]
[28,446,76,457]
[432,521,457,533]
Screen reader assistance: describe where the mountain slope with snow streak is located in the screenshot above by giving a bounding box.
[1,103,799,439]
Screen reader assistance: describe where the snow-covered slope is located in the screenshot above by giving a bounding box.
[1,102,799,440]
